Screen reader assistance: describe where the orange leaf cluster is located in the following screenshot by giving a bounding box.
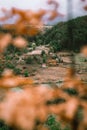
[81,45,87,56]
[0,69,87,130]
[0,0,63,52]
[81,0,87,10]
[0,0,62,36]
[0,34,27,53]
[0,33,12,53]
[0,69,33,88]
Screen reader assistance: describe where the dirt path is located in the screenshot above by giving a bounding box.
[30,65,87,84]
[31,66,67,83]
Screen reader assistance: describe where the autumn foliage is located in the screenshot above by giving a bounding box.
[0,0,87,130]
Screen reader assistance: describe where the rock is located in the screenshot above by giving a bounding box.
[42,63,47,68]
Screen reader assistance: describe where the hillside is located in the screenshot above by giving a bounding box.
[0,15,87,51]
[35,15,87,51]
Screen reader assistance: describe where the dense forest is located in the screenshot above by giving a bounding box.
[35,15,87,51]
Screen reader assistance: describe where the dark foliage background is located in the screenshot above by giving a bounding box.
[35,15,87,51]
